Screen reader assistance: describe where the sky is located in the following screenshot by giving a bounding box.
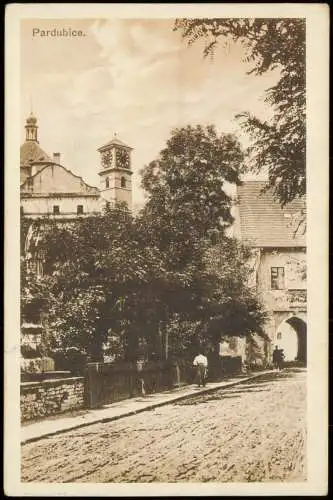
[21,18,279,209]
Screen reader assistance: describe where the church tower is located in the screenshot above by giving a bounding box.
[98,134,133,210]
[25,112,39,142]
[20,113,53,185]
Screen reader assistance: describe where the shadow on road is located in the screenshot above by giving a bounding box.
[243,368,305,387]
[175,368,306,406]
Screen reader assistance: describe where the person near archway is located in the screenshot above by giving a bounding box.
[272,345,284,371]
[278,348,285,370]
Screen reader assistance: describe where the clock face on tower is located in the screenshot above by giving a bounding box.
[116,148,130,169]
[101,150,113,169]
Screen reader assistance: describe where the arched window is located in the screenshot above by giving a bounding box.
[121,176,126,188]
[105,177,109,189]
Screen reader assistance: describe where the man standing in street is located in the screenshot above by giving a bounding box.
[272,345,284,371]
[193,350,208,387]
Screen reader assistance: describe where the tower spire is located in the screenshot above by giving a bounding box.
[25,111,38,142]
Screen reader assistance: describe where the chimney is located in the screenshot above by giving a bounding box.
[53,152,61,164]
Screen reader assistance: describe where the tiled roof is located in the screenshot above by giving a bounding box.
[237,181,306,248]
[20,140,52,167]
[98,136,132,152]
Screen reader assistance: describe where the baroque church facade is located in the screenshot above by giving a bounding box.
[20,113,134,367]
[20,113,133,218]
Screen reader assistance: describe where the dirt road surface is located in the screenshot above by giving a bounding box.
[21,368,306,483]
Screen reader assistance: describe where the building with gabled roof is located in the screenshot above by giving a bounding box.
[233,180,307,365]
[20,161,101,220]
[20,113,135,360]
[20,113,102,219]
[20,112,134,281]
[20,114,133,218]
[234,181,306,247]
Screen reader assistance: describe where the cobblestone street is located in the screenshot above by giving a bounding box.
[21,368,306,483]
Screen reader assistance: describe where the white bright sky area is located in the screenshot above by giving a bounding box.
[21,18,279,210]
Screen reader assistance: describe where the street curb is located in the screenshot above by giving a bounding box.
[21,371,271,445]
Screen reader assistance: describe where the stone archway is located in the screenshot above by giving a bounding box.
[275,315,307,365]
[286,316,307,364]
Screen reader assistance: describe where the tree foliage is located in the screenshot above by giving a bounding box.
[202,240,268,342]
[21,126,268,362]
[21,209,169,361]
[141,125,244,257]
[174,18,306,206]
[140,125,267,355]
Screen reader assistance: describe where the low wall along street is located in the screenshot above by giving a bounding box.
[20,358,245,422]
[21,377,85,422]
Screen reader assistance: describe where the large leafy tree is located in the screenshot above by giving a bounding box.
[141,125,244,255]
[202,239,268,344]
[174,18,306,207]
[140,125,267,357]
[21,207,169,361]
[21,126,267,364]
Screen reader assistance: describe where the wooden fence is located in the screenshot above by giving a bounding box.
[85,361,174,409]
[84,356,244,409]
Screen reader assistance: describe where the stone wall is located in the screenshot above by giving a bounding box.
[21,377,85,422]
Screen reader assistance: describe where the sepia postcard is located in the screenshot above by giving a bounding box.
[4,3,329,497]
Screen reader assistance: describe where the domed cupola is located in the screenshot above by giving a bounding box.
[25,112,39,142]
